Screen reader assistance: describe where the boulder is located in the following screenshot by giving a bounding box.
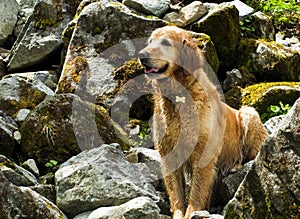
[55,143,160,218]
[21,159,40,176]
[56,1,166,109]
[163,1,207,27]
[0,116,18,159]
[241,82,300,114]
[251,12,275,40]
[123,0,170,17]
[20,93,130,172]
[223,68,256,92]
[0,75,54,116]
[264,115,285,134]
[191,211,224,219]
[74,196,162,219]
[227,0,254,19]
[237,38,300,81]
[0,0,19,46]
[0,171,66,218]
[0,155,38,187]
[190,3,240,72]
[8,0,82,71]
[224,98,300,218]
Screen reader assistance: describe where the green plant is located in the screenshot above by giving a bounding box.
[261,101,291,123]
[240,15,256,37]
[45,159,58,173]
[245,0,300,37]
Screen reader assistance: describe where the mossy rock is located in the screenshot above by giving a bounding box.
[241,82,300,114]
[190,3,241,73]
[20,93,131,173]
[237,38,300,81]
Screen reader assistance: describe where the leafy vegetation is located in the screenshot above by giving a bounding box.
[244,0,300,37]
[239,16,256,37]
[45,159,58,173]
[261,101,291,123]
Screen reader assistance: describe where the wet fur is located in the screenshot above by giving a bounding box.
[138,26,268,219]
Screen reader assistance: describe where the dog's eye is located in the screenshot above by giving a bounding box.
[161,39,171,46]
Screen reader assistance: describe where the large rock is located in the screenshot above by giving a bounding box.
[56,1,166,108]
[20,93,130,172]
[55,144,160,218]
[189,3,241,72]
[0,116,18,159]
[241,82,300,115]
[237,38,300,81]
[163,1,207,27]
[0,171,66,218]
[224,98,300,218]
[0,75,54,116]
[123,0,170,17]
[0,0,19,46]
[8,0,82,71]
[74,197,162,219]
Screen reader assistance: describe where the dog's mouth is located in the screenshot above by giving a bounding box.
[143,64,168,74]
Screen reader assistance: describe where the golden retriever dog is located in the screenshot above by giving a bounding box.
[138,26,268,219]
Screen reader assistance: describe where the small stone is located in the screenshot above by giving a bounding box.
[22,159,40,176]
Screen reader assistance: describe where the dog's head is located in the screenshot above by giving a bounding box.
[138,26,200,80]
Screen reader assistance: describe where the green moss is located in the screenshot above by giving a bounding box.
[34,3,63,29]
[241,82,300,114]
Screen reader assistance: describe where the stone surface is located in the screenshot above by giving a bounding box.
[223,68,256,92]
[237,38,300,81]
[0,75,54,116]
[21,159,40,176]
[56,2,166,109]
[8,0,82,71]
[251,11,275,40]
[163,1,207,27]
[55,144,159,217]
[20,93,130,171]
[190,3,241,72]
[0,0,19,46]
[74,196,161,219]
[123,0,170,17]
[15,109,31,124]
[264,115,285,134]
[0,116,16,159]
[228,0,254,19]
[241,82,300,114]
[191,210,224,219]
[224,98,300,218]
[0,155,38,187]
[0,171,66,219]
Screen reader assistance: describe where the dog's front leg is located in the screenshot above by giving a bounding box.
[184,159,216,219]
[163,166,186,219]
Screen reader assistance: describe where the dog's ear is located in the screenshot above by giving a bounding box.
[180,37,202,75]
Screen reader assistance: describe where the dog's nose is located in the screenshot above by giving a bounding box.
[138,50,149,65]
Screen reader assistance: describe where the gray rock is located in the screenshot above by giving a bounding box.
[55,144,160,218]
[20,93,130,169]
[0,0,19,46]
[21,159,40,176]
[0,116,16,159]
[29,184,56,203]
[238,38,300,81]
[123,0,170,17]
[191,211,224,219]
[4,70,58,91]
[163,1,207,27]
[264,115,285,134]
[0,76,53,116]
[8,0,81,71]
[126,147,162,180]
[224,98,300,218]
[0,171,66,219]
[250,12,275,40]
[223,68,256,91]
[0,155,38,186]
[228,0,254,19]
[56,1,166,109]
[74,196,161,219]
[15,108,31,123]
[190,3,240,72]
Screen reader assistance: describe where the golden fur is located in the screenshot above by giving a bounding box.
[138,26,268,219]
